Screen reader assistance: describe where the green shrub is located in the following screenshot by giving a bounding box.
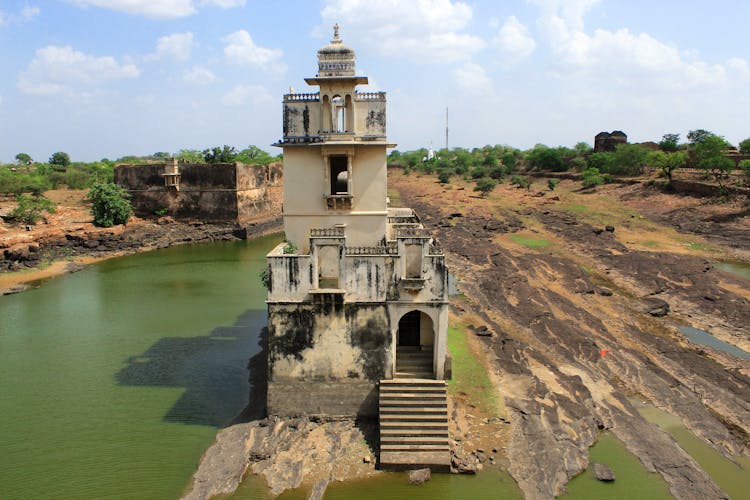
[489,166,506,180]
[473,178,496,197]
[9,194,56,224]
[582,168,606,188]
[88,182,132,227]
[64,168,90,189]
[153,207,169,216]
[548,179,559,191]
[437,170,451,184]
[282,241,298,254]
[470,166,487,179]
[510,175,531,189]
[260,267,271,290]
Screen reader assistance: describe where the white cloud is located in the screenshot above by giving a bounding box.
[1,5,41,25]
[200,0,246,7]
[453,62,493,94]
[529,1,737,92]
[221,84,272,107]
[18,45,139,96]
[71,0,196,18]
[20,6,41,22]
[183,66,216,84]
[222,30,285,73]
[319,0,485,63]
[147,32,194,62]
[493,16,536,63]
[70,0,245,18]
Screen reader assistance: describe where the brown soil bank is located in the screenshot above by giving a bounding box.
[0,189,281,294]
[389,171,749,499]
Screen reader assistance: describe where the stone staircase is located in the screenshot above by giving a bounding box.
[395,347,433,378]
[378,379,451,471]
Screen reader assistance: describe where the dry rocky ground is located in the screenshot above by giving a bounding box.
[6,178,749,498]
[389,170,749,499]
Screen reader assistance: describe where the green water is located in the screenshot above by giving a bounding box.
[562,432,672,499]
[716,261,750,281]
[0,233,282,500]
[633,400,750,500]
[232,467,523,500]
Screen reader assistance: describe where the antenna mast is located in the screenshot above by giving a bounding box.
[445,107,449,151]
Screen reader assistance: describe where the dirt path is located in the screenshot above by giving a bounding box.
[389,170,749,499]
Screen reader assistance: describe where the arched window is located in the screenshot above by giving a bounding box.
[332,95,344,133]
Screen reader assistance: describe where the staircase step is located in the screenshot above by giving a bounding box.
[380,422,449,430]
[380,428,449,436]
[380,406,447,414]
[381,444,450,451]
[380,401,446,408]
[381,436,449,444]
[378,391,446,398]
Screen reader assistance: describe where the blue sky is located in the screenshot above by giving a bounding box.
[1,0,749,162]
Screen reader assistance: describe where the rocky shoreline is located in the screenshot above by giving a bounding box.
[0,216,282,295]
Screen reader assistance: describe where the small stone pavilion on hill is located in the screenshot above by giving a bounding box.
[264,26,451,470]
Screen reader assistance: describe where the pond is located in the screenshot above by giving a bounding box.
[0,234,282,499]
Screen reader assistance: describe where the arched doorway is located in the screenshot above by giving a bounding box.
[396,310,434,378]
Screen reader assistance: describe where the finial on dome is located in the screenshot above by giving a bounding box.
[332,23,340,43]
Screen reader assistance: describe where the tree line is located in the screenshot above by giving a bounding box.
[388,130,750,196]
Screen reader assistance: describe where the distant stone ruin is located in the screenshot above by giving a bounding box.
[594,131,627,152]
[114,161,282,226]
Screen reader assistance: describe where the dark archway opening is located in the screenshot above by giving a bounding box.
[398,310,421,347]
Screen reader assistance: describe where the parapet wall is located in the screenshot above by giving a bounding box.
[114,162,282,226]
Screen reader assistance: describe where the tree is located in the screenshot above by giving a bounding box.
[687,129,714,145]
[526,145,566,171]
[574,142,592,155]
[611,143,648,176]
[175,149,205,163]
[88,182,132,227]
[203,145,238,163]
[49,151,71,168]
[693,135,733,192]
[648,151,687,183]
[152,151,171,159]
[659,133,680,152]
[236,145,274,164]
[738,138,750,155]
[739,159,750,186]
[9,194,55,224]
[473,178,496,197]
[15,153,32,165]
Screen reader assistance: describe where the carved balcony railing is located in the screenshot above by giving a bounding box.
[345,243,397,255]
[283,92,320,101]
[354,91,386,101]
[395,226,431,239]
[325,195,353,210]
[310,227,345,238]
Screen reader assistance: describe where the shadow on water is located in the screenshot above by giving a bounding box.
[115,308,268,427]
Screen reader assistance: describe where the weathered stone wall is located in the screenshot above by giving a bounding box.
[114,162,282,225]
[267,300,391,417]
[355,98,386,137]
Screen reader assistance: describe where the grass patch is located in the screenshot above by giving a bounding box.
[641,240,660,248]
[447,323,500,416]
[509,234,551,248]
[687,241,720,253]
[386,189,403,207]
